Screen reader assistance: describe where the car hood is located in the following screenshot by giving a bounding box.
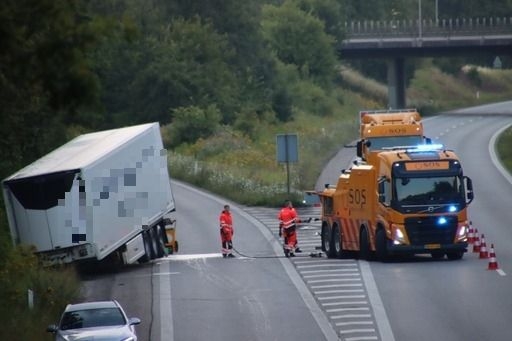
[57,325,135,341]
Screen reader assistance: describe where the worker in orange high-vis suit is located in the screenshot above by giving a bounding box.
[219,204,235,258]
[278,200,301,257]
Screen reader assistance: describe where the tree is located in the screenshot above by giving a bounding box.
[168,105,222,146]
[0,0,106,179]
[261,1,337,86]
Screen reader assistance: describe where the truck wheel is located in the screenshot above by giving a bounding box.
[359,227,371,261]
[154,225,166,258]
[376,229,388,262]
[140,231,153,263]
[446,251,464,260]
[150,227,164,259]
[322,226,335,258]
[431,251,445,260]
[333,225,344,259]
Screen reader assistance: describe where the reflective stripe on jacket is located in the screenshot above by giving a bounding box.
[278,207,298,229]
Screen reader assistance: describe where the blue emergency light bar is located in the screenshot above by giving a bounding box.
[406,144,444,152]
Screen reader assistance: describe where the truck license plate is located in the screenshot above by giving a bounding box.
[425,243,441,249]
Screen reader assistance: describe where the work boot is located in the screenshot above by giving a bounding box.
[289,252,295,257]
[222,254,227,258]
[295,247,302,253]
[227,253,235,258]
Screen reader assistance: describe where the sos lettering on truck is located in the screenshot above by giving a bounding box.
[349,188,367,208]
[388,128,406,134]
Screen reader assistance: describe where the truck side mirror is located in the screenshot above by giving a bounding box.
[464,176,474,204]
[356,140,363,158]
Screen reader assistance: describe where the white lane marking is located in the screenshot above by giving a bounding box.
[331,314,372,319]
[359,260,395,341]
[311,283,363,289]
[345,336,379,341]
[339,328,376,333]
[496,269,507,276]
[327,307,370,313]
[335,321,374,327]
[159,261,173,341]
[303,273,360,279]
[301,269,359,274]
[297,263,357,268]
[317,295,366,300]
[315,289,365,295]
[160,253,223,261]
[308,278,361,283]
[322,301,369,306]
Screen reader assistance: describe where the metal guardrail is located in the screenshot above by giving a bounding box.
[345,17,512,38]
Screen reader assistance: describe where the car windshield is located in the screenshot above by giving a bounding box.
[60,308,126,330]
[395,176,462,204]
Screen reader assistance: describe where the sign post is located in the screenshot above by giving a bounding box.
[276,133,298,195]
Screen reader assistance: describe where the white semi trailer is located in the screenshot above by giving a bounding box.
[2,122,176,266]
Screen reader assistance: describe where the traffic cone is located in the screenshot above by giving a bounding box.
[467,221,474,244]
[487,244,499,270]
[479,234,488,259]
[472,229,480,253]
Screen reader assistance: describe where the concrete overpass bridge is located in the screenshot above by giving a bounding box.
[339,17,512,108]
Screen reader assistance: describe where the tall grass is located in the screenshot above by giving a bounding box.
[496,126,512,173]
[0,245,82,341]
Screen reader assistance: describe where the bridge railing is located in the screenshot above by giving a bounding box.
[345,17,512,38]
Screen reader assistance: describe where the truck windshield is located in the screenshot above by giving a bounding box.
[367,136,423,150]
[395,176,462,205]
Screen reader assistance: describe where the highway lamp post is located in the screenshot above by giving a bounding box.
[435,0,439,24]
[418,0,422,38]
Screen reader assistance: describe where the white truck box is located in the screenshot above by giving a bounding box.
[2,122,175,265]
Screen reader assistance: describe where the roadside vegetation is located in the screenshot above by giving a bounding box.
[1,0,512,338]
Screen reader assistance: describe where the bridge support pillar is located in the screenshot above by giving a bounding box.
[387,58,406,109]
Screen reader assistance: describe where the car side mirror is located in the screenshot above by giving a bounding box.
[129,317,141,326]
[46,324,58,333]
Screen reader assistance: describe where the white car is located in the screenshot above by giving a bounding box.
[47,300,141,341]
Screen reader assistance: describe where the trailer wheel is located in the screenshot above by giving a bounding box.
[333,225,344,259]
[154,224,166,258]
[149,226,165,259]
[376,229,388,262]
[140,231,153,263]
[359,227,371,261]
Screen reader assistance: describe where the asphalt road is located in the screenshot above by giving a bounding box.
[81,101,512,341]
[81,182,337,341]
[373,113,512,341]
